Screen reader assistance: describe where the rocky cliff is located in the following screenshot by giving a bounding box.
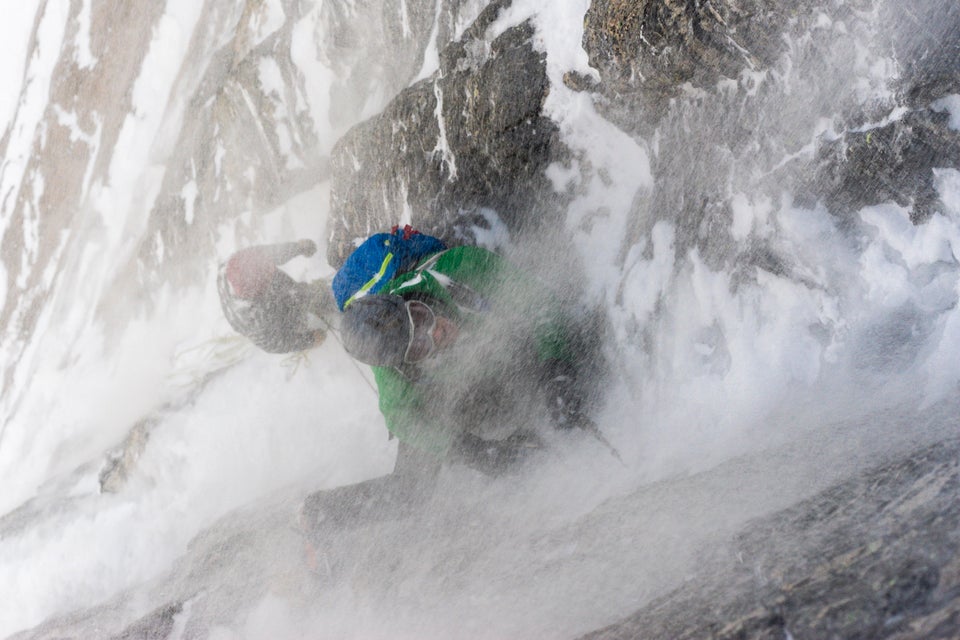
[1,0,958,637]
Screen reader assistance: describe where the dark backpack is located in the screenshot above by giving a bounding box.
[332,225,446,310]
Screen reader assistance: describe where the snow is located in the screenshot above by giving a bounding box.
[0,183,386,633]
[919,169,960,404]
[398,0,413,39]
[15,171,43,289]
[0,0,67,241]
[488,0,597,83]
[730,192,774,241]
[932,94,960,130]
[52,104,103,199]
[93,0,205,283]
[0,3,37,132]
[182,179,198,225]
[289,10,339,154]
[413,0,444,82]
[1,1,960,638]
[74,0,97,71]
[249,0,286,48]
[431,79,457,179]
[258,56,305,170]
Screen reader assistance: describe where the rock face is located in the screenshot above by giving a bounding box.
[0,0,464,409]
[126,0,328,296]
[322,4,960,635]
[579,437,960,639]
[4,0,959,637]
[811,108,960,225]
[0,0,319,406]
[581,0,793,132]
[805,0,960,225]
[0,0,165,401]
[318,0,488,129]
[98,418,153,494]
[575,0,960,278]
[326,0,563,267]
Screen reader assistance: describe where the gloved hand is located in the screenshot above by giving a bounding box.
[453,431,541,475]
[298,239,318,257]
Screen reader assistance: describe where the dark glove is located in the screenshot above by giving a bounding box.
[543,362,586,430]
[453,431,541,475]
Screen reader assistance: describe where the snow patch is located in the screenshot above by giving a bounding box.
[730,192,774,241]
[931,94,960,130]
[414,0,444,81]
[182,180,198,225]
[467,207,512,252]
[74,0,97,70]
[257,57,304,170]
[289,7,339,154]
[0,4,36,132]
[432,79,457,179]
[249,0,286,48]
[398,0,412,38]
[0,0,68,241]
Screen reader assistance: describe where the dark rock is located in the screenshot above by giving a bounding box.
[326,0,565,267]
[109,603,183,640]
[582,0,794,132]
[132,1,327,298]
[802,0,960,225]
[809,108,960,224]
[563,70,601,93]
[578,437,960,639]
[318,0,471,129]
[885,0,960,107]
[99,418,153,494]
[586,0,960,295]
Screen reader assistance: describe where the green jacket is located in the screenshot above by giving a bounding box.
[369,246,574,454]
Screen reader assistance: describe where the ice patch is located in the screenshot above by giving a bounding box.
[814,11,833,29]
[258,56,285,99]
